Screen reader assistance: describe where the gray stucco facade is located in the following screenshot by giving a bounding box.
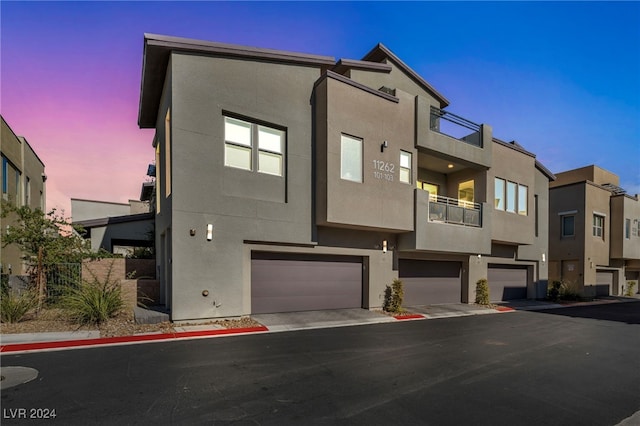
[138,34,554,321]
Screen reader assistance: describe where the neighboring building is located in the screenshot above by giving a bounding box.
[72,198,153,256]
[138,34,554,321]
[549,165,640,297]
[1,115,47,274]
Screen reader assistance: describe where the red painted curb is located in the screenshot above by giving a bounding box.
[494,306,515,312]
[0,326,269,353]
[394,314,425,320]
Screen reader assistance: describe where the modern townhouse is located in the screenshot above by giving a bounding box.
[1,115,47,275]
[138,34,554,321]
[549,165,640,297]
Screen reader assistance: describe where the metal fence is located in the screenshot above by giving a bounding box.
[1,263,82,301]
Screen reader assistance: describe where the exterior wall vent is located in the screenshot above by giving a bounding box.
[379,86,396,96]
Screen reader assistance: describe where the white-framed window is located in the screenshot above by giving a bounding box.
[562,215,575,237]
[518,184,528,216]
[495,177,527,216]
[495,178,505,210]
[399,151,412,184]
[340,134,362,183]
[224,116,284,176]
[593,214,604,239]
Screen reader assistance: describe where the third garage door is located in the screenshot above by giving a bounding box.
[487,265,528,301]
[251,253,363,314]
[399,259,462,306]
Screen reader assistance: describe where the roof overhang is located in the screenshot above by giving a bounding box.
[138,34,336,128]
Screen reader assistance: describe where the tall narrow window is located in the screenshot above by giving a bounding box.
[518,184,528,215]
[165,109,171,197]
[562,215,575,237]
[155,143,161,213]
[257,126,284,176]
[495,178,505,210]
[534,194,539,237]
[506,181,517,213]
[2,157,8,196]
[224,117,252,171]
[625,218,631,239]
[340,134,362,183]
[458,180,474,207]
[25,177,31,206]
[593,214,604,238]
[399,151,412,184]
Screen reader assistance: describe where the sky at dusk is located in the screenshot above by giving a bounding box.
[1,1,639,216]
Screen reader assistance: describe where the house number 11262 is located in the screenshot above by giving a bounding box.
[372,160,395,173]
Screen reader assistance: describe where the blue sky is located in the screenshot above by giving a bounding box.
[1,1,639,211]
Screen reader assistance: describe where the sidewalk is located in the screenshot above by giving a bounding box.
[2,297,637,354]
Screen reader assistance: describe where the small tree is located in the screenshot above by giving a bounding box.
[383,279,404,314]
[475,278,490,305]
[1,200,102,311]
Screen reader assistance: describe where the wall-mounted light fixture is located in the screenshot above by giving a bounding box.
[190,229,196,237]
[381,140,388,153]
[207,224,213,241]
[476,254,482,264]
[202,290,209,297]
[542,253,546,263]
[382,240,388,254]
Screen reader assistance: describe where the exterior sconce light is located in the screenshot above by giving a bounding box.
[190,229,196,237]
[202,290,209,297]
[207,224,213,241]
[541,253,546,263]
[476,254,481,264]
[382,240,388,253]
[381,140,388,152]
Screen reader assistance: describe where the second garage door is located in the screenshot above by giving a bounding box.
[487,265,528,301]
[251,253,363,314]
[399,259,462,306]
[595,271,613,296]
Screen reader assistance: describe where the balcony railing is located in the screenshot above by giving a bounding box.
[430,106,482,147]
[428,194,482,227]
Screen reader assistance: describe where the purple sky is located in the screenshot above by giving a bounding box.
[2,1,639,216]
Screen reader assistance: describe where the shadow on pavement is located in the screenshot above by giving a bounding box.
[533,300,640,325]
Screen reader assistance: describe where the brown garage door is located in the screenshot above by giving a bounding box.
[399,259,462,306]
[596,271,613,296]
[251,253,362,314]
[487,265,528,301]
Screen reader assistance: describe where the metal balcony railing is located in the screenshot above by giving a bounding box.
[428,194,482,227]
[430,106,482,147]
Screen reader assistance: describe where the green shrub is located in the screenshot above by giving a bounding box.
[624,281,637,297]
[560,281,581,301]
[1,288,37,323]
[475,278,490,305]
[60,262,123,325]
[383,279,404,314]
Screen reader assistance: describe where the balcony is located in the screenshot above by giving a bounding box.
[397,189,491,254]
[428,194,481,227]
[415,97,492,169]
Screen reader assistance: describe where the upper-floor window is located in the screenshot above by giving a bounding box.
[625,218,631,239]
[495,177,527,215]
[25,177,31,206]
[340,134,362,183]
[224,116,284,176]
[562,215,575,237]
[399,151,412,184]
[593,214,604,239]
[1,156,7,197]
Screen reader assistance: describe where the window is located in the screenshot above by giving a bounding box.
[2,156,7,196]
[562,215,575,237]
[25,177,31,206]
[495,177,527,216]
[593,214,604,238]
[506,181,517,213]
[418,181,439,198]
[155,143,161,213]
[165,109,171,197]
[224,116,284,176]
[399,151,412,184]
[495,178,505,210]
[625,218,631,239]
[340,134,362,182]
[258,126,284,176]
[224,117,252,171]
[458,180,474,207]
[534,195,539,237]
[518,184,528,215]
